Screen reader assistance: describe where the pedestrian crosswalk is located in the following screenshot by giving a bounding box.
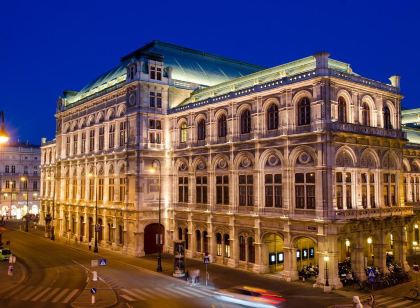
[119,285,215,302]
[369,294,420,308]
[0,284,80,304]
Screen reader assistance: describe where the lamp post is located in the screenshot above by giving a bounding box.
[367,237,373,266]
[324,255,330,287]
[50,175,56,241]
[151,159,162,272]
[88,171,99,253]
[20,177,29,232]
[0,111,10,145]
[345,239,350,257]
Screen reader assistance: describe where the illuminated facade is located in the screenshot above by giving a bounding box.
[40,41,419,289]
[0,142,40,218]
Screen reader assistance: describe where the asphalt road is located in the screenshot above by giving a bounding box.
[0,221,355,308]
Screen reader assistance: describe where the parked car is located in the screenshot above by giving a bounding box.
[0,249,11,261]
[215,286,286,307]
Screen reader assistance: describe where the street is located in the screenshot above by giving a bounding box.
[0,221,418,308]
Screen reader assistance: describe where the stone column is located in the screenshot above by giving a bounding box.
[282,247,299,281]
[394,226,410,271]
[351,235,366,281]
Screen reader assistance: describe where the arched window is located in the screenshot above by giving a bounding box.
[361,103,370,126]
[248,237,255,263]
[203,231,208,253]
[383,106,392,129]
[180,122,188,143]
[178,227,182,240]
[197,119,206,140]
[196,230,201,252]
[240,109,251,134]
[338,97,347,123]
[298,97,311,126]
[267,104,279,130]
[218,115,227,138]
[216,233,222,256]
[224,234,230,258]
[239,236,246,261]
[184,228,189,249]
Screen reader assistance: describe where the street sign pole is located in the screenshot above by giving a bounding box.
[205,263,208,286]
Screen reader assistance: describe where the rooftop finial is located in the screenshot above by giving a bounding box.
[389,75,400,89]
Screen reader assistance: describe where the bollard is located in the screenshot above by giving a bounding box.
[92,271,97,281]
[91,294,95,304]
[8,265,14,276]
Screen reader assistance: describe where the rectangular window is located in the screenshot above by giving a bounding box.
[98,127,105,150]
[265,174,282,207]
[89,179,94,201]
[65,179,69,199]
[150,65,162,80]
[89,130,95,152]
[109,124,115,149]
[238,174,253,206]
[11,166,15,173]
[66,136,70,155]
[98,178,104,201]
[216,175,229,205]
[295,172,316,209]
[108,178,114,202]
[361,173,367,209]
[149,92,162,108]
[196,176,208,204]
[119,178,126,202]
[81,132,86,154]
[119,122,127,146]
[178,177,189,203]
[73,134,78,155]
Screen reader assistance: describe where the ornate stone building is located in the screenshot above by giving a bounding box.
[40,41,419,289]
[0,141,40,218]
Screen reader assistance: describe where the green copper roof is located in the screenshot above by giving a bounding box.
[177,56,354,107]
[63,41,264,106]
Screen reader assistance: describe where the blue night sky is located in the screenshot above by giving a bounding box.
[1,0,419,144]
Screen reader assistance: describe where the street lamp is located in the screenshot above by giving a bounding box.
[367,237,373,266]
[150,159,162,272]
[88,172,99,253]
[345,239,350,257]
[20,177,29,232]
[0,111,10,144]
[324,255,330,287]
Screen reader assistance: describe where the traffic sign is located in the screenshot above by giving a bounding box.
[203,256,210,264]
[90,288,97,295]
[99,258,107,266]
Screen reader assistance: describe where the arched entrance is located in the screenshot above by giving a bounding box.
[295,237,317,271]
[144,223,164,254]
[262,233,284,273]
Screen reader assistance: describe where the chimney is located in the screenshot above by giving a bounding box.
[389,75,400,89]
[314,52,330,74]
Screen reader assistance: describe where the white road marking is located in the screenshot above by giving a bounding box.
[3,284,26,298]
[164,287,195,298]
[388,300,415,308]
[120,294,136,302]
[177,286,205,297]
[62,289,79,303]
[22,287,43,301]
[121,288,147,301]
[51,288,70,303]
[41,288,62,302]
[185,286,214,297]
[31,287,51,301]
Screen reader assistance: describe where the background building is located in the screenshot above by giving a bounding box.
[40,41,420,289]
[0,141,40,218]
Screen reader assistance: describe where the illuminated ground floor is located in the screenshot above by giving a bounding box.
[39,200,410,289]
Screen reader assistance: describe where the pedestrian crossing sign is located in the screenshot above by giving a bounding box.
[99,258,107,266]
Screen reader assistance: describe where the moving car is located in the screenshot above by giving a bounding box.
[0,248,11,261]
[215,286,287,307]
